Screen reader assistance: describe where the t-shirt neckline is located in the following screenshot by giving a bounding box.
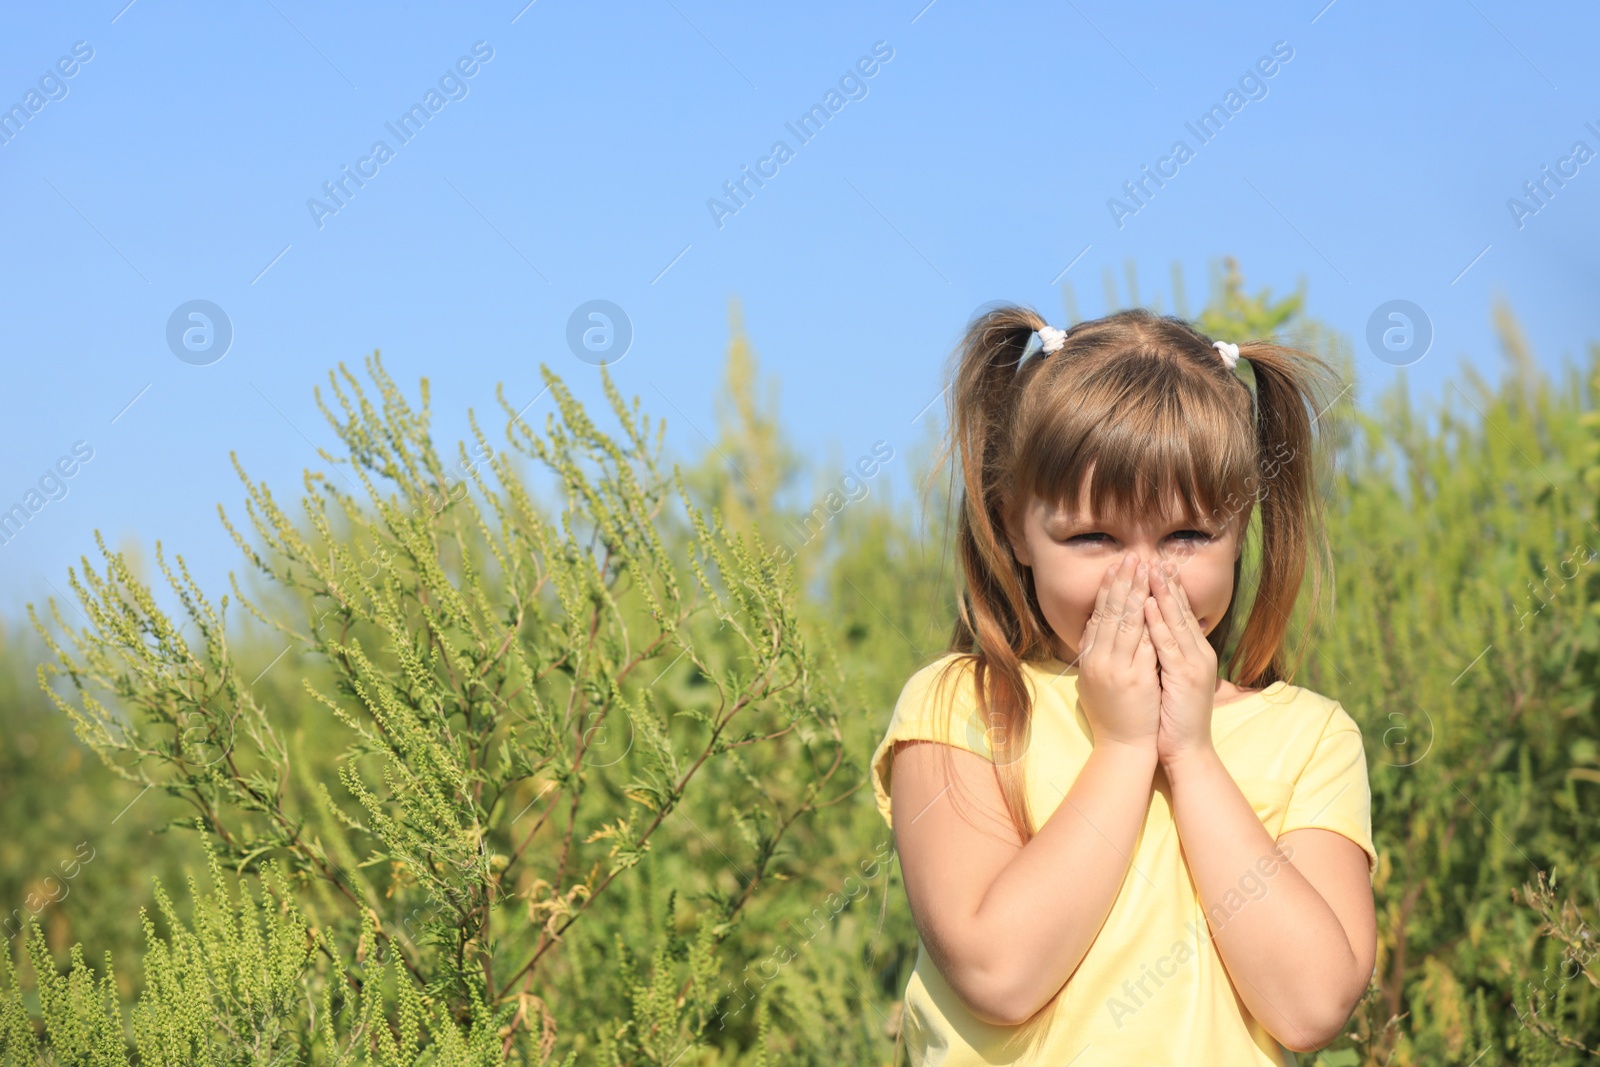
[1022,656,1290,712]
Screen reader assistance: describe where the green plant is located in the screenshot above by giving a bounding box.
[13,355,843,1063]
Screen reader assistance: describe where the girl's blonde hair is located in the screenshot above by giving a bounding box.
[922,302,1344,850]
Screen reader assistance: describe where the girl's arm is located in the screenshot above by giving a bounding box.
[1164,748,1377,1053]
[890,734,1159,1026]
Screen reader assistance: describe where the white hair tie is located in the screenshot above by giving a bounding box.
[1213,340,1240,369]
[1037,325,1067,354]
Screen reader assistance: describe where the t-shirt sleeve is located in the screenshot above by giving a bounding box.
[1279,702,1378,884]
[870,656,996,832]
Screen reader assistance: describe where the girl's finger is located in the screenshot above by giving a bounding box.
[1111,559,1151,666]
[1169,565,1204,635]
[1143,594,1177,662]
[1099,554,1136,649]
[1079,560,1118,661]
[1151,561,1201,654]
[1133,597,1159,669]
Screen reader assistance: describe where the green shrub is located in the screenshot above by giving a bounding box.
[10,356,841,1063]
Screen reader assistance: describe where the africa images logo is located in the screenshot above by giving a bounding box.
[1106,40,1294,229]
[706,41,895,229]
[307,42,495,229]
[0,441,95,548]
[0,40,94,148]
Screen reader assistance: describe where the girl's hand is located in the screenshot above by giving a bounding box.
[1075,553,1162,753]
[1144,559,1219,768]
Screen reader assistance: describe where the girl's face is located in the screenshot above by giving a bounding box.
[1003,480,1247,665]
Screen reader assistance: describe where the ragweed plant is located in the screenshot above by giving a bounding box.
[8,354,843,1063]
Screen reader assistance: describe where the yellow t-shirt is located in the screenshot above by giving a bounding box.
[870,652,1378,1066]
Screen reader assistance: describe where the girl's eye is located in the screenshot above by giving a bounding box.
[1063,530,1214,544]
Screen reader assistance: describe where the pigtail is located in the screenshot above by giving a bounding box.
[947,307,1049,660]
[921,306,1056,845]
[1213,341,1343,688]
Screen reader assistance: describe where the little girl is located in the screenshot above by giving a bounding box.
[871,305,1378,1065]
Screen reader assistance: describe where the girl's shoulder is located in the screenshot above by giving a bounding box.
[1229,679,1364,743]
[894,653,981,713]
[1268,679,1346,716]
[897,652,1064,699]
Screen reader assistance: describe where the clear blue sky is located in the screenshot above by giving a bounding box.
[2,0,1597,628]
